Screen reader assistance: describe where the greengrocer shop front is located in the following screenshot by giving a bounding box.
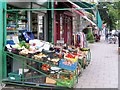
[0,0,95,89]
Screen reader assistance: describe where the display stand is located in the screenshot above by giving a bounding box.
[2,1,91,89]
[3,50,79,88]
[3,43,91,89]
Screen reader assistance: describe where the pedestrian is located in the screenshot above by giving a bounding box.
[108,33,113,44]
[118,32,120,54]
[105,33,108,42]
[118,32,120,47]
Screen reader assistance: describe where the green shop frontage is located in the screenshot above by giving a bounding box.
[0,1,99,89]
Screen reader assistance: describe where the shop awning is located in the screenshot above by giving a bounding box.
[66,0,96,26]
[81,2,96,8]
[96,11,102,30]
[74,10,96,26]
[73,1,96,15]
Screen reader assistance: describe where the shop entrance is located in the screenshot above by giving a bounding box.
[56,13,72,45]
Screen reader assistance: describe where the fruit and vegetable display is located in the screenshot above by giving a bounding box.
[5,39,91,88]
[80,48,90,51]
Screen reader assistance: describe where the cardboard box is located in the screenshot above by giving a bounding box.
[45,77,56,84]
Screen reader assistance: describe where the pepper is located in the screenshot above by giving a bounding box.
[42,64,50,71]
[66,53,75,58]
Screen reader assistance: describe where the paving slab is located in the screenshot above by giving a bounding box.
[76,36,118,88]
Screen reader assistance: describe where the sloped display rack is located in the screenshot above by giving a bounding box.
[3,42,91,89]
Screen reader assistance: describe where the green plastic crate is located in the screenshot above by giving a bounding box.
[56,77,76,88]
[8,71,21,81]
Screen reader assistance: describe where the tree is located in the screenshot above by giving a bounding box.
[97,2,119,30]
[114,2,120,30]
[107,4,118,30]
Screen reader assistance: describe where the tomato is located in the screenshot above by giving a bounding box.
[66,53,75,58]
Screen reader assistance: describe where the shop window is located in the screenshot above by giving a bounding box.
[60,15,64,40]
[31,12,45,40]
[38,15,44,40]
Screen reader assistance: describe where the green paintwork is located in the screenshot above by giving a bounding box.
[3,2,7,79]
[0,1,6,82]
[6,8,92,12]
[73,2,95,15]
[2,81,70,90]
[0,1,3,83]
[0,1,7,82]
[47,0,49,9]
[51,0,54,44]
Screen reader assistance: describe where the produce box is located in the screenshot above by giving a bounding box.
[64,53,78,62]
[64,56,78,63]
[42,49,55,55]
[24,78,33,82]
[56,77,75,88]
[45,77,56,84]
[59,73,73,80]
[33,76,46,83]
[7,40,15,45]
[78,58,84,68]
[59,59,77,71]
[80,48,90,51]
[8,71,22,81]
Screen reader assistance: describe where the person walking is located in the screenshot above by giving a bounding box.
[118,32,120,54]
[105,33,109,42]
[104,27,109,42]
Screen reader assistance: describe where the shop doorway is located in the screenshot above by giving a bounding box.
[56,14,72,45]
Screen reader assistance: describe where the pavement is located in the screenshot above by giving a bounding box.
[76,36,118,88]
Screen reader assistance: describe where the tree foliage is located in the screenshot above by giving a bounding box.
[97,2,120,30]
